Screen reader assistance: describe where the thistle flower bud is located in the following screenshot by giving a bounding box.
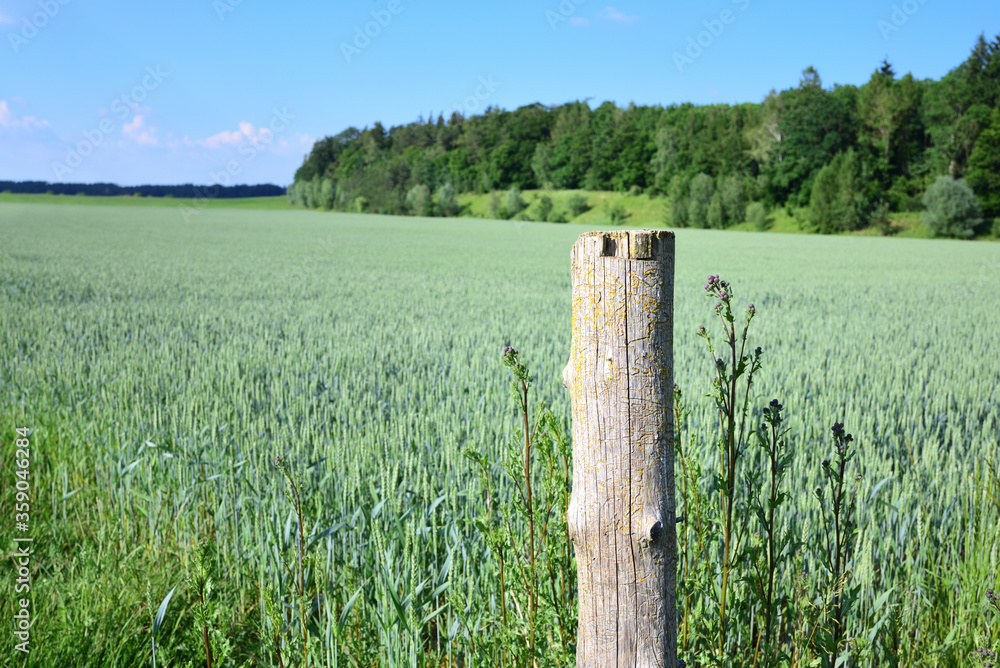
[822,459,830,469]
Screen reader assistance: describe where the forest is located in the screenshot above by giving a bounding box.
[289,33,1000,236]
[0,181,286,199]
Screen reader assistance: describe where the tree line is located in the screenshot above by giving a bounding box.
[0,181,286,199]
[289,33,1000,236]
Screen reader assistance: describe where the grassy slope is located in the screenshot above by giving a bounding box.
[2,189,993,241]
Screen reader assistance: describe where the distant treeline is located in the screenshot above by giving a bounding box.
[0,181,286,199]
[290,33,1000,233]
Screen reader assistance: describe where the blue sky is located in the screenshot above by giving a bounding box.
[1,0,997,187]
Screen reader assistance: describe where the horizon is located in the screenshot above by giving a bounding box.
[1,0,997,187]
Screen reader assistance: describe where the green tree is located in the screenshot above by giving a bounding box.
[406,184,432,217]
[687,173,714,228]
[316,178,335,210]
[809,150,865,233]
[567,193,589,217]
[921,175,982,238]
[506,186,526,217]
[534,194,553,222]
[708,191,725,229]
[966,106,1000,218]
[436,182,460,217]
[747,201,769,230]
[668,174,689,228]
[719,174,745,225]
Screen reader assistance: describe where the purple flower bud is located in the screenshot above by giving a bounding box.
[769,399,782,410]
[715,302,722,311]
[755,346,762,356]
[719,290,729,301]
[846,433,854,443]
[715,358,726,368]
[822,459,830,468]
[832,422,845,438]
[747,303,755,314]
[697,325,706,335]
[720,280,729,289]
[503,345,518,358]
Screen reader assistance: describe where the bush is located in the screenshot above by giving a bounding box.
[436,183,460,217]
[627,184,642,197]
[488,191,503,219]
[668,174,689,228]
[687,173,714,228]
[506,186,526,217]
[567,193,589,217]
[317,178,335,210]
[921,175,982,239]
[534,194,553,222]
[747,201,769,231]
[549,210,568,223]
[405,184,432,217]
[993,218,1000,239]
[608,201,630,225]
[720,174,745,225]
[707,191,725,229]
[809,150,864,234]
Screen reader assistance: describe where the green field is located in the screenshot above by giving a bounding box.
[1,202,998,666]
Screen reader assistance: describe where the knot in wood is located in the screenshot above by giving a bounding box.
[647,520,663,544]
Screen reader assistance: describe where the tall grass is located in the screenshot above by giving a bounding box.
[0,203,997,665]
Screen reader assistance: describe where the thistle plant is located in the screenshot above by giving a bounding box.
[271,455,320,668]
[459,346,575,667]
[815,422,861,664]
[747,398,794,667]
[974,588,999,666]
[696,274,763,658]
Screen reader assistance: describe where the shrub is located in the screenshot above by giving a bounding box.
[549,209,568,223]
[567,193,589,217]
[719,174,745,225]
[809,150,864,234]
[921,175,982,239]
[687,173,714,228]
[436,182,460,217]
[747,201,769,231]
[535,194,554,222]
[608,201,630,225]
[405,184,432,217]
[488,191,503,219]
[506,186,526,217]
[627,184,642,197]
[707,191,725,229]
[669,174,689,228]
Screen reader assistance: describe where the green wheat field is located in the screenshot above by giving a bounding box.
[1,202,998,666]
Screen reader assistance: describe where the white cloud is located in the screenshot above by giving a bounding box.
[123,114,158,145]
[188,121,276,149]
[569,16,590,27]
[598,6,638,23]
[0,100,50,130]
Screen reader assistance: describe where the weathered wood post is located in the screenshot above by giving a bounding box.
[563,230,677,667]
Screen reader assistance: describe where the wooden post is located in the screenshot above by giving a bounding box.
[563,230,677,667]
